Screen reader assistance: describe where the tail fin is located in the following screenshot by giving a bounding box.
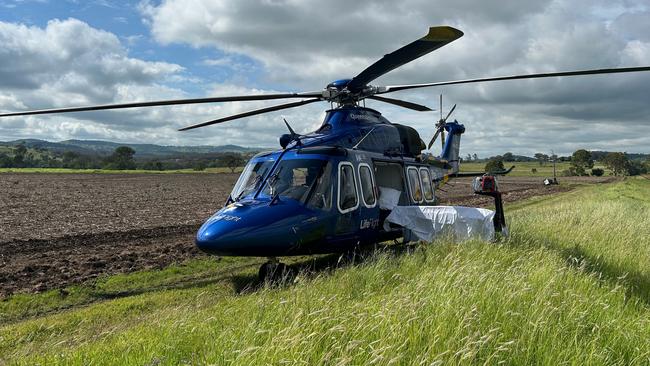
[440,121,465,173]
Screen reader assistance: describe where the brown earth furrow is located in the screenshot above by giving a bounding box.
[0,172,614,296]
[0,225,204,297]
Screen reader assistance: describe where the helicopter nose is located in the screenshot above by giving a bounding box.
[195,214,248,256]
[195,200,312,257]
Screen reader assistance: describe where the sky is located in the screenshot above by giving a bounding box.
[0,0,649,157]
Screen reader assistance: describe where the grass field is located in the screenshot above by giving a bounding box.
[1,161,603,177]
[460,161,587,177]
[3,162,574,177]
[1,179,649,364]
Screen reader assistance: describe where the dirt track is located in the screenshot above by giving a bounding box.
[0,173,613,297]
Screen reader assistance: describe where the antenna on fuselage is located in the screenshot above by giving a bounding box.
[282,117,302,147]
[352,126,377,150]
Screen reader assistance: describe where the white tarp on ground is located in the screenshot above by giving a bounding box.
[384,206,496,242]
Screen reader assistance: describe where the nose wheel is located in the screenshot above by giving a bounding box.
[258,258,291,282]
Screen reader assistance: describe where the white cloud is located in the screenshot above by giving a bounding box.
[130,0,648,156]
[1,1,650,155]
[141,0,650,154]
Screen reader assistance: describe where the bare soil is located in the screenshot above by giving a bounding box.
[1,173,237,297]
[0,173,614,297]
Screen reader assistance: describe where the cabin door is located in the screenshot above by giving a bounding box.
[332,162,362,248]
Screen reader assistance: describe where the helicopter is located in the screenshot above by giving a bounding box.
[1,26,649,278]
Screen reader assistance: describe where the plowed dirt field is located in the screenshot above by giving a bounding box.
[0,173,613,296]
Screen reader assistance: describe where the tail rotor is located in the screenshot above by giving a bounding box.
[427,94,456,150]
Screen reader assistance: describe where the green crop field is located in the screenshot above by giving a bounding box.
[461,161,572,177]
[1,179,649,365]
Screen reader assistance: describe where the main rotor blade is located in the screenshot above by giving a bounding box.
[381,66,650,93]
[347,26,463,92]
[366,95,433,111]
[178,99,321,131]
[0,92,323,118]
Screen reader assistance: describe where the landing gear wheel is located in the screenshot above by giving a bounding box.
[258,261,289,282]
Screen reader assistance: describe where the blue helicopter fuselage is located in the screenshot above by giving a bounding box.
[195,106,465,257]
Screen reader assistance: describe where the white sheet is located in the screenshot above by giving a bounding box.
[384,205,496,242]
[378,186,401,210]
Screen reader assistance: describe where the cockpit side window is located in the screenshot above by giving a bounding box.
[262,159,327,202]
[338,162,359,213]
[306,162,333,211]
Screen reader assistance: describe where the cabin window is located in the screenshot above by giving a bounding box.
[419,168,434,202]
[358,163,377,207]
[373,161,408,206]
[406,167,423,203]
[338,162,359,213]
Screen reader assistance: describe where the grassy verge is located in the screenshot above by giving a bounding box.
[0,257,260,324]
[1,179,649,364]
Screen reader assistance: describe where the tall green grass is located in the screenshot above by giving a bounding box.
[1,179,648,365]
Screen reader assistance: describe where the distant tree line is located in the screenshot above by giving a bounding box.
[0,143,250,171]
[564,149,648,177]
[477,149,649,177]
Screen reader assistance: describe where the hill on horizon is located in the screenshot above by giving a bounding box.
[0,139,264,158]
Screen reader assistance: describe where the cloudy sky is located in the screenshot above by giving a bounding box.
[0,0,649,157]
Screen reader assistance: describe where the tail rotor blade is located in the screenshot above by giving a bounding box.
[428,128,441,150]
[443,103,456,122]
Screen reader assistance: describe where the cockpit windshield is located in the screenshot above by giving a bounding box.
[230,159,275,201]
[262,159,333,210]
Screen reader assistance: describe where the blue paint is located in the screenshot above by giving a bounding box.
[195,105,465,257]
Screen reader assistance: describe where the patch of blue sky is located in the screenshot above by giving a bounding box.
[0,0,271,96]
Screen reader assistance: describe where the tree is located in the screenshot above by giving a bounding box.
[472,153,478,161]
[602,152,628,176]
[62,151,81,168]
[220,153,245,173]
[0,153,12,168]
[12,143,27,167]
[534,153,548,166]
[466,153,472,162]
[502,152,514,162]
[626,160,647,176]
[571,149,593,176]
[104,146,136,170]
[485,157,505,173]
[591,168,604,176]
[193,161,207,171]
